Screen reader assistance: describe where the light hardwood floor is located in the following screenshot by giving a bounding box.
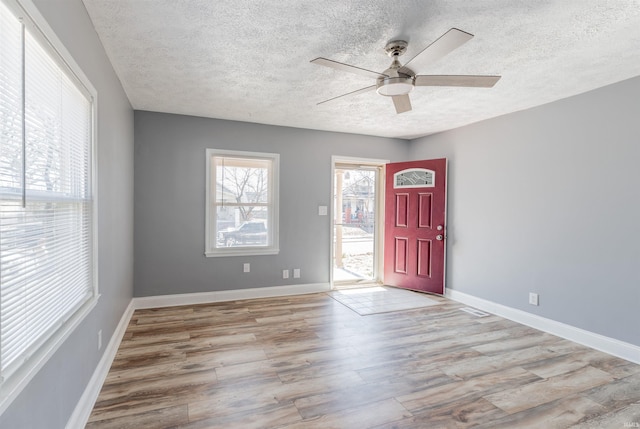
[86,292,640,428]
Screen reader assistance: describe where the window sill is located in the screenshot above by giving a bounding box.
[205,248,280,258]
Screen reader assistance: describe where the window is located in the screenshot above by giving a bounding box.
[0,0,97,409]
[394,168,435,188]
[205,149,279,257]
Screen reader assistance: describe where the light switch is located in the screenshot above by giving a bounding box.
[318,206,328,216]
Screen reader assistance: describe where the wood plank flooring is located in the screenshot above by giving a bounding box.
[86,292,640,428]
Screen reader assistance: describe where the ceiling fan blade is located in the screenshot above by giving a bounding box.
[415,75,501,87]
[401,28,474,73]
[392,94,412,114]
[311,58,388,79]
[317,85,377,105]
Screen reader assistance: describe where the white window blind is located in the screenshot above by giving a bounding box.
[0,0,95,389]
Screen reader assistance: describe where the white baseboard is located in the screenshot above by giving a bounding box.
[65,300,135,429]
[446,289,640,365]
[132,282,331,310]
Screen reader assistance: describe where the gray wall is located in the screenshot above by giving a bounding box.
[410,76,640,347]
[0,0,134,428]
[2,2,637,427]
[134,111,409,297]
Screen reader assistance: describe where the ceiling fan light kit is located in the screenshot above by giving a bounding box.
[377,77,414,96]
[311,28,501,114]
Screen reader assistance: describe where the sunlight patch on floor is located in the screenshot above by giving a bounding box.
[338,286,387,295]
[328,286,440,315]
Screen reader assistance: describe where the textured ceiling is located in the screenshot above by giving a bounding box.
[81,0,640,139]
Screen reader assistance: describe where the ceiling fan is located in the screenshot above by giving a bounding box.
[311,28,501,114]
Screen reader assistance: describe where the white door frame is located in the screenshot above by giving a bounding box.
[330,156,389,289]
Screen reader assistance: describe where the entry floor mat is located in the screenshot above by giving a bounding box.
[328,286,440,315]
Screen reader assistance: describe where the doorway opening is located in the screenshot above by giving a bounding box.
[332,157,386,288]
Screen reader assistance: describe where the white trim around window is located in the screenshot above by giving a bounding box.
[205,149,279,257]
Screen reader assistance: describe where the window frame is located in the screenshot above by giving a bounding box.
[0,0,99,414]
[205,149,279,257]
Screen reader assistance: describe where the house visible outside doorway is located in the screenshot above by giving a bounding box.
[332,157,387,288]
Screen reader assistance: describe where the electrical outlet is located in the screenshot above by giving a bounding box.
[98,330,102,351]
[293,268,301,278]
[243,263,250,273]
[529,292,539,306]
[282,269,289,279]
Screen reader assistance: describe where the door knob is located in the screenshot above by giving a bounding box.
[437,225,444,231]
[436,234,444,241]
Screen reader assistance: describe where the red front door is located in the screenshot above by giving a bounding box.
[384,159,447,294]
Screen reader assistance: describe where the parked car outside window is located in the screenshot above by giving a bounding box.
[217,221,267,247]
